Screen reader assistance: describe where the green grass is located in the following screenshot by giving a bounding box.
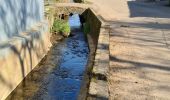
[51,19,71,34]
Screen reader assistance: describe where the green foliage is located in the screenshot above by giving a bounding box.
[62,23,71,33]
[83,22,90,34]
[52,19,71,34]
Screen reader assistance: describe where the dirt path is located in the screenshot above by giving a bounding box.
[87,0,170,99]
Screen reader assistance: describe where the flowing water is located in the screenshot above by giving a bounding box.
[6,14,89,100]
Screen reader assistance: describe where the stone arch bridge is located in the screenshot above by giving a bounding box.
[45,3,90,27]
[46,3,90,17]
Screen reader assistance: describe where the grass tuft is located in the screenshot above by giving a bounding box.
[51,19,71,35]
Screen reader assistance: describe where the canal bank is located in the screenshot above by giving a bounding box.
[6,14,90,100]
[78,9,109,100]
[4,5,110,99]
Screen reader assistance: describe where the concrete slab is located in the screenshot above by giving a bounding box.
[87,0,170,99]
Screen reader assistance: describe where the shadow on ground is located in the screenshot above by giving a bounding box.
[127,0,170,18]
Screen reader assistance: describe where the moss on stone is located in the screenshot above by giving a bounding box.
[83,22,90,35]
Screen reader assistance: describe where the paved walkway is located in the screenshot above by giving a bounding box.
[87,0,170,99]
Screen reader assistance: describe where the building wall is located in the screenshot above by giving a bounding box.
[0,22,52,100]
[0,0,44,42]
[0,1,52,100]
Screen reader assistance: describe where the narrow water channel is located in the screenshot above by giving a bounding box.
[6,14,89,100]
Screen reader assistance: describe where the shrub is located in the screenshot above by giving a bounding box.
[52,19,71,34]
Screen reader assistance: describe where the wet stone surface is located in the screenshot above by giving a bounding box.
[6,14,89,100]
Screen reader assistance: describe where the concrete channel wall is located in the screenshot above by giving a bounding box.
[0,0,44,42]
[0,0,52,99]
[0,3,109,99]
[0,22,51,100]
[82,9,101,52]
[79,9,109,100]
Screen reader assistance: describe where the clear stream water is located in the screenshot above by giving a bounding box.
[6,14,89,100]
